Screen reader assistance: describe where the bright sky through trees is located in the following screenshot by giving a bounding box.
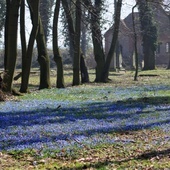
[0,0,136,49]
[104,0,136,26]
[121,0,136,18]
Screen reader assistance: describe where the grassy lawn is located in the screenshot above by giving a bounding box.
[0,68,170,169]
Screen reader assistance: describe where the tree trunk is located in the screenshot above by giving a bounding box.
[91,2,105,82]
[4,0,10,71]
[53,0,65,88]
[84,0,106,82]
[81,6,87,56]
[36,17,51,90]
[137,0,157,71]
[72,0,81,86]
[80,53,89,83]
[3,0,21,92]
[62,0,89,85]
[80,6,89,83]
[148,50,155,70]
[20,0,40,93]
[167,15,170,69]
[101,0,122,82]
[143,44,155,70]
[20,0,27,88]
[167,55,170,69]
[132,2,139,81]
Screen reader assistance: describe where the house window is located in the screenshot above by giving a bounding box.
[166,42,170,53]
[157,42,162,54]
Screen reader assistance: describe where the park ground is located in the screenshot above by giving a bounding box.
[0,68,170,169]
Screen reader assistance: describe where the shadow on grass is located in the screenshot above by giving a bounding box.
[125,96,170,105]
[136,148,170,159]
[1,96,170,128]
[13,83,40,90]
[0,95,170,151]
[60,148,170,170]
[63,149,170,170]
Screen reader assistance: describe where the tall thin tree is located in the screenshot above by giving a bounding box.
[3,0,21,92]
[72,0,81,85]
[62,0,89,85]
[84,0,106,82]
[132,2,139,81]
[36,17,51,90]
[101,0,122,82]
[53,0,65,88]
[20,0,40,93]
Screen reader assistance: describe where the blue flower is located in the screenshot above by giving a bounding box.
[0,85,170,152]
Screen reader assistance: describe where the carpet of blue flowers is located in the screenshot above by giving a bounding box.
[0,85,170,153]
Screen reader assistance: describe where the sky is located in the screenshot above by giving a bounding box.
[104,0,136,28]
[108,0,136,17]
[121,0,136,18]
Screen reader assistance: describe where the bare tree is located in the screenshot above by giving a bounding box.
[101,0,122,82]
[62,0,89,85]
[3,0,21,92]
[36,17,51,90]
[20,0,40,93]
[132,2,139,81]
[53,0,65,88]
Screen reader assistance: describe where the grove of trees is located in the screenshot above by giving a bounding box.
[0,0,169,94]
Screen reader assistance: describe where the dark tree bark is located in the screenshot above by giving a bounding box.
[84,0,122,82]
[20,0,39,93]
[101,0,122,82]
[20,0,27,87]
[62,0,89,84]
[84,0,105,82]
[132,2,139,81]
[36,17,51,90]
[80,53,89,83]
[3,0,21,92]
[167,57,170,69]
[81,6,87,56]
[167,15,170,69]
[72,0,81,86]
[137,0,157,70]
[4,0,10,71]
[91,0,105,82]
[53,0,65,88]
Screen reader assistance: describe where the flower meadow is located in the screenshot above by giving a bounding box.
[0,85,170,154]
